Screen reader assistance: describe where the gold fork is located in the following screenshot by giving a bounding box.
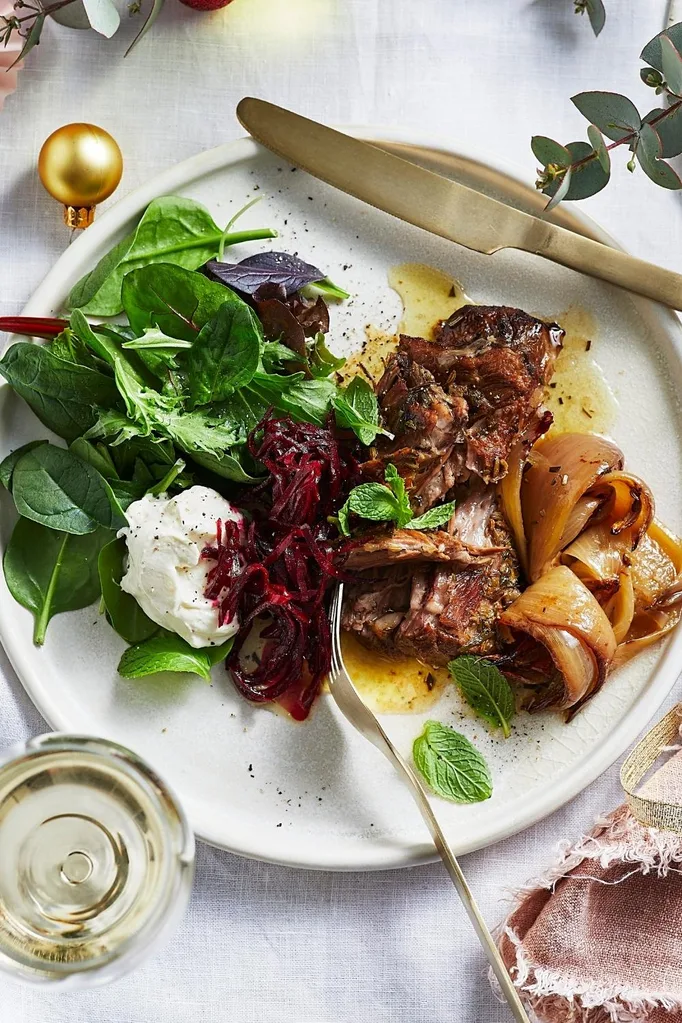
[328,583,530,1023]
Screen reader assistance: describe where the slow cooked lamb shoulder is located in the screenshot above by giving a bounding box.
[360,304,563,511]
[342,303,563,666]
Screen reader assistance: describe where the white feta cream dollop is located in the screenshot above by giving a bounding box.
[119,486,242,649]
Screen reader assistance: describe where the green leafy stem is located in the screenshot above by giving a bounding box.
[534,23,682,208]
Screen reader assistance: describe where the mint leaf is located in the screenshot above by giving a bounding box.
[118,630,233,680]
[333,376,386,445]
[409,502,456,531]
[347,482,400,521]
[413,720,492,803]
[449,656,516,738]
[383,463,413,527]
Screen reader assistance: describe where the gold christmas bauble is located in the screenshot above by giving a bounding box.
[38,123,123,229]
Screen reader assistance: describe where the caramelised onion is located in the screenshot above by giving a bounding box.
[499,565,617,712]
[520,433,623,580]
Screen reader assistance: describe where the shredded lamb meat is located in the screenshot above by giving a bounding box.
[360,304,563,511]
[342,485,521,664]
[343,304,562,665]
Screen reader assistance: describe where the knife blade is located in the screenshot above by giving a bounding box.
[236,98,682,312]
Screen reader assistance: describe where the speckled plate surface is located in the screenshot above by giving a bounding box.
[1,131,681,870]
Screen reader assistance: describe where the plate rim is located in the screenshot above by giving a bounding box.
[2,126,682,870]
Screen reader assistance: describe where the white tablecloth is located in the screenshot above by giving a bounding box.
[1,1,682,1019]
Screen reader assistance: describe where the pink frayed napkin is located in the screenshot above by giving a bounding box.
[499,709,682,1023]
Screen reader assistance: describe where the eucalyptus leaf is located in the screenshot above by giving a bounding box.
[586,124,611,172]
[10,444,127,535]
[584,0,605,37]
[125,0,165,56]
[637,123,682,189]
[644,106,682,158]
[562,140,609,200]
[0,342,120,443]
[10,13,45,69]
[661,36,682,96]
[98,538,158,644]
[82,0,120,37]
[544,166,572,211]
[572,91,641,141]
[412,720,492,804]
[4,518,110,645]
[530,136,571,168]
[642,24,682,76]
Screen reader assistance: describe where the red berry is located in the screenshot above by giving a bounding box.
[178,0,234,10]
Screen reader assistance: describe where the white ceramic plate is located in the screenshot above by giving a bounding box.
[1,131,682,871]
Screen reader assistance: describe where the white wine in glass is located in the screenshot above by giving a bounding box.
[0,733,195,986]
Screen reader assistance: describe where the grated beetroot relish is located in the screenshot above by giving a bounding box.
[202,413,358,720]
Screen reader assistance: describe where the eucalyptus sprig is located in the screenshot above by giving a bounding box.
[574,0,606,38]
[533,23,682,209]
[1,0,160,66]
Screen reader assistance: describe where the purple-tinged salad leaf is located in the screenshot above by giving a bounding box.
[204,252,349,300]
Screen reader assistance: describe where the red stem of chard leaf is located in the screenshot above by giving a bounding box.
[0,317,68,340]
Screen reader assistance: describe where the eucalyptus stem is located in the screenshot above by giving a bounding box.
[553,95,682,184]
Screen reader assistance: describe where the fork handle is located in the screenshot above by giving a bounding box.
[388,749,531,1023]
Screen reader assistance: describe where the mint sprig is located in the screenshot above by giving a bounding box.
[413,720,492,804]
[449,655,516,738]
[336,463,454,536]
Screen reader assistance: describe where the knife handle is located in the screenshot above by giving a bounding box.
[522,219,682,311]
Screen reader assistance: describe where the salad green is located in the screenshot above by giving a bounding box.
[0,192,383,675]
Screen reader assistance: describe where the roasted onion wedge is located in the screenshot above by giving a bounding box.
[499,565,617,712]
[519,433,624,580]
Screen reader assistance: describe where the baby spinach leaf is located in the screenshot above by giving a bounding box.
[122,264,241,341]
[122,328,193,351]
[448,656,516,738]
[0,342,120,442]
[186,300,262,406]
[0,440,48,490]
[190,449,262,483]
[309,332,345,379]
[69,437,119,480]
[4,518,111,644]
[248,372,337,426]
[333,376,386,445]
[48,327,111,372]
[10,443,127,535]
[412,720,492,803]
[148,457,185,496]
[98,537,158,645]
[69,196,276,317]
[67,232,135,314]
[409,502,456,531]
[118,630,233,680]
[261,340,300,371]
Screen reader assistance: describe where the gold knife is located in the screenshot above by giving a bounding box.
[237,97,682,311]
